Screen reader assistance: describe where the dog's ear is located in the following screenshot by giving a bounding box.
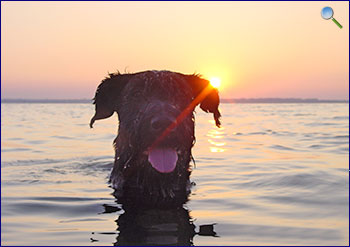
[90,73,131,128]
[185,74,221,127]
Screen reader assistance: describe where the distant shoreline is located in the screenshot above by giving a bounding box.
[1,98,348,104]
[221,98,349,103]
[1,99,94,104]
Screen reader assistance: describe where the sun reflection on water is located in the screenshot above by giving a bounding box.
[208,139,226,146]
[210,147,226,153]
[207,120,227,153]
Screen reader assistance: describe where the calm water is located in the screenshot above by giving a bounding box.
[1,103,349,246]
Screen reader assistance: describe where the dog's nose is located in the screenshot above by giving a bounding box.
[151,117,174,131]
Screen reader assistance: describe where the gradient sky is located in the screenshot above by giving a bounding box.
[1,1,349,99]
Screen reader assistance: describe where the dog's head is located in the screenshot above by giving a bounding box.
[90,70,220,203]
[91,70,220,172]
[90,71,220,127]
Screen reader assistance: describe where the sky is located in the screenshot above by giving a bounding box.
[1,1,349,100]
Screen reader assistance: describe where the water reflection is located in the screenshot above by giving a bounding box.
[114,206,196,246]
[97,195,218,246]
[207,120,227,153]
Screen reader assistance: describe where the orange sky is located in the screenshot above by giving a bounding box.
[1,1,349,99]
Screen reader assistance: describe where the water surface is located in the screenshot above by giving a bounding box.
[1,103,349,245]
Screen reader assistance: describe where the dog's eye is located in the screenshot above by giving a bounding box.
[133,91,141,97]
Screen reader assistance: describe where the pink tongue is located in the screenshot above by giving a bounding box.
[148,148,178,173]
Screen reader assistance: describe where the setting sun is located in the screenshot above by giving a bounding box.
[210,77,221,89]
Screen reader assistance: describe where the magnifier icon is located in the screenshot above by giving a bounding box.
[321,7,342,29]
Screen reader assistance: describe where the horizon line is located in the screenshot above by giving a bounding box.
[1,97,349,104]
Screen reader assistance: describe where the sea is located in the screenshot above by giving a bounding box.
[1,102,349,246]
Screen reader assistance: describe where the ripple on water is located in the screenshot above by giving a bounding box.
[332,116,349,120]
[217,223,341,242]
[51,135,75,140]
[2,196,117,217]
[2,148,32,152]
[269,145,295,151]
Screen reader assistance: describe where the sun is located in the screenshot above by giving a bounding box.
[210,77,221,89]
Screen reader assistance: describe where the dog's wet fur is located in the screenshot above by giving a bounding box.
[91,70,220,207]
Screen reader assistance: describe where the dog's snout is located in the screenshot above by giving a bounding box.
[151,117,174,131]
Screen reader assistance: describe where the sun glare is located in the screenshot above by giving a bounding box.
[210,77,221,89]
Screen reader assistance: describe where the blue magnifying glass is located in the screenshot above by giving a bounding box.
[321,7,342,29]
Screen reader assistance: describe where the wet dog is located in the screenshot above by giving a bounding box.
[90,70,220,206]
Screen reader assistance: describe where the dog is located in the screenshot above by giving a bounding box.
[90,70,221,206]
